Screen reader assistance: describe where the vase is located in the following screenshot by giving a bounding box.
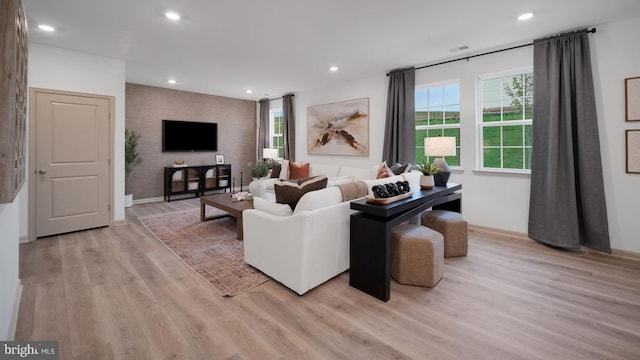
[420,175,435,190]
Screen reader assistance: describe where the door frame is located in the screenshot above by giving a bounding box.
[28,87,115,240]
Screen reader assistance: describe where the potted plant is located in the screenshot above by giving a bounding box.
[247,161,270,180]
[125,129,142,207]
[415,160,439,190]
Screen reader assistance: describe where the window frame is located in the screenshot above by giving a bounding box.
[476,67,533,174]
[269,108,284,159]
[415,79,462,168]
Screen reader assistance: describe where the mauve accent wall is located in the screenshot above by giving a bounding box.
[125,83,256,200]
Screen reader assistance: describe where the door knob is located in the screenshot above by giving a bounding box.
[38,169,47,174]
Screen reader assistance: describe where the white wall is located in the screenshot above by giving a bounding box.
[24,44,126,239]
[591,16,640,253]
[0,192,22,340]
[294,16,640,253]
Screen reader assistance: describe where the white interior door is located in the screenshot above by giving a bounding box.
[34,91,111,237]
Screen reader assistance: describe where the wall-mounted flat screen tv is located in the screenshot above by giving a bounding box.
[162,120,218,152]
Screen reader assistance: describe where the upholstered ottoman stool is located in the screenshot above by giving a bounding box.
[390,223,444,288]
[421,210,468,258]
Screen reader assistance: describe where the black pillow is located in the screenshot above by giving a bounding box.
[390,163,409,175]
[270,162,281,178]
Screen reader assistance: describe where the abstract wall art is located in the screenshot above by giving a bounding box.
[307,98,369,156]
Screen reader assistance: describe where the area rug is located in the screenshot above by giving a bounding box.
[138,207,269,296]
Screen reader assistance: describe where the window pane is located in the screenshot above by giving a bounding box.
[415,129,427,150]
[443,128,460,145]
[503,148,524,169]
[502,74,522,101]
[502,125,523,146]
[444,105,460,124]
[444,155,459,167]
[483,148,501,168]
[503,105,523,121]
[428,106,444,125]
[482,78,501,101]
[524,73,534,97]
[427,129,442,137]
[524,125,532,146]
[428,87,443,106]
[415,88,429,110]
[443,83,460,105]
[525,147,532,169]
[483,100,501,122]
[416,111,428,125]
[483,127,500,147]
[416,147,426,163]
[524,97,533,119]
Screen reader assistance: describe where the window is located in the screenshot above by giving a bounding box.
[478,69,533,171]
[269,109,284,158]
[415,81,461,166]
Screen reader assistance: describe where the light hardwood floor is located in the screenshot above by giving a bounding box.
[16,199,640,359]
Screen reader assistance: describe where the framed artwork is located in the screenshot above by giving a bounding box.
[307,97,369,156]
[216,154,225,164]
[625,77,640,122]
[626,130,640,174]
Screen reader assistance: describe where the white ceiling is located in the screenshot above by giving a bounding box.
[23,0,640,101]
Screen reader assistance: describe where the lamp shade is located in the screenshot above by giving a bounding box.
[424,137,456,157]
[263,148,279,159]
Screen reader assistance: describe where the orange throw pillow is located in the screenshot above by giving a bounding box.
[376,162,394,179]
[288,162,310,179]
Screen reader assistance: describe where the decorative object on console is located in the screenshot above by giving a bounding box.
[415,160,439,190]
[625,77,640,122]
[425,136,456,187]
[307,97,369,156]
[367,180,412,204]
[216,154,225,164]
[274,175,328,210]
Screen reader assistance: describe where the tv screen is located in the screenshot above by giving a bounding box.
[162,120,218,152]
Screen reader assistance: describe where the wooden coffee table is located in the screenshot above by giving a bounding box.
[200,193,254,240]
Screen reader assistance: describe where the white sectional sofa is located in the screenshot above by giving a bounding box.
[243,162,420,295]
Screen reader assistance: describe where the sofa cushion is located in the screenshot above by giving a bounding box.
[253,196,293,216]
[294,186,342,214]
[376,162,395,179]
[289,162,310,179]
[279,159,290,180]
[390,163,409,175]
[275,175,328,210]
[309,163,341,178]
[327,176,355,187]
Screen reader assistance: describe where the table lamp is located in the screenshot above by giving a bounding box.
[424,136,456,186]
[262,148,279,160]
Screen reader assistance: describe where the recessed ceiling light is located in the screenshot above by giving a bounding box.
[38,24,55,32]
[329,66,339,72]
[168,79,177,84]
[518,13,533,21]
[246,89,253,94]
[165,12,181,21]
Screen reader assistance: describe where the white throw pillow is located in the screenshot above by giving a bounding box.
[252,197,293,216]
[309,163,341,178]
[279,159,290,180]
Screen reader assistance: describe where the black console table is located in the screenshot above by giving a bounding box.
[164,164,231,202]
[349,183,462,302]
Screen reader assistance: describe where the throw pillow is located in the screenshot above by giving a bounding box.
[376,162,395,179]
[390,163,409,175]
[253,197,293,216]
[270,162,281,178]
[279,159,290,180]
[288,162,310,179]
[274,175,328,210]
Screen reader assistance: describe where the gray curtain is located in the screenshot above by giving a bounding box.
[528,29,610,253]
[282,94,295,160]
[258,98,269,160]
[383,67,415,165]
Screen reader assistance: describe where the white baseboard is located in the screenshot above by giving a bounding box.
[6,280,22,341]
[133,196,164,204]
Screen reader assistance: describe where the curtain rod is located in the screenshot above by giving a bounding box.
[386,28,596,76]
[260,94,295,102]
